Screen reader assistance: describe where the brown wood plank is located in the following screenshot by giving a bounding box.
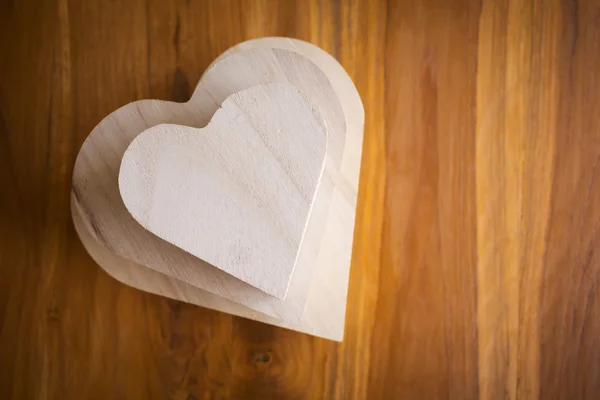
[474,0,561,397]
[372,1,480,398]
[539,0,600,398]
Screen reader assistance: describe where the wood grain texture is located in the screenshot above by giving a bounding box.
[119,84,328,300]
[2,0,600,399]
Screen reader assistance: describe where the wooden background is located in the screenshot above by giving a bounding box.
[1,0,600,398]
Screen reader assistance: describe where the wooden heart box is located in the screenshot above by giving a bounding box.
[71,37,364,341]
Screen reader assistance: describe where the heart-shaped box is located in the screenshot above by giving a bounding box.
[71,38,363,340]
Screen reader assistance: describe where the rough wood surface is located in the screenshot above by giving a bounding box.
[119,84,328,300]
[2,0,600,399]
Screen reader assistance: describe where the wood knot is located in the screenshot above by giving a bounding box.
[249,350,272,365]
[47,306,60,322]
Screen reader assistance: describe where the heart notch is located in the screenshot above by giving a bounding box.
[118,84,327,300]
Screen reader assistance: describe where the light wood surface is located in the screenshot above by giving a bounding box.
[71,41,363,334]
[2,0,600,399]
[119,84,328,299]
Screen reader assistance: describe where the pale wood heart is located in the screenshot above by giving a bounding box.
[118,84,327,299]
[72,47,344,323]
[71,39,363,336]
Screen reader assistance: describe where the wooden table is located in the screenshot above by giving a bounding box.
[1,0,599,398]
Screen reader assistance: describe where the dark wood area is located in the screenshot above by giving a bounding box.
[1,0,600,398]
